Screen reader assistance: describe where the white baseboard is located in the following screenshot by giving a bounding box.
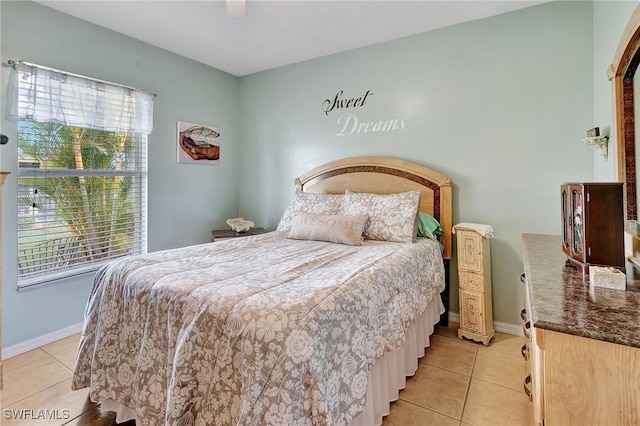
[448,312,523,337]
[3,322,83,360]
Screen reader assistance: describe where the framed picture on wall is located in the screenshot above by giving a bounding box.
[177,121,221,164]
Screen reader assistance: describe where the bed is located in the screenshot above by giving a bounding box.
[71,156,453,426]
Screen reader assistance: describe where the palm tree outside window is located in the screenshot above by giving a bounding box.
[11,61,154,288]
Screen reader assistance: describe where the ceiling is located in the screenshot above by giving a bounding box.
[37,0,548,77]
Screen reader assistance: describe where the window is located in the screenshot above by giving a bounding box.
[12,62,154,288]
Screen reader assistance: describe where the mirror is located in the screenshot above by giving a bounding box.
[610,5,640,222]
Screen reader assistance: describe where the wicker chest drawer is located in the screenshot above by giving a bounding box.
[454,224,494,346]
[458,270,484,292]
[457,229,484,273]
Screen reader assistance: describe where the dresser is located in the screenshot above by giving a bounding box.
[522,234,640,426]
[454,224,495,346]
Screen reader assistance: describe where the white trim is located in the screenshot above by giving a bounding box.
[494,320,525,337]
[448,312,523,337]
[3,322,83,360]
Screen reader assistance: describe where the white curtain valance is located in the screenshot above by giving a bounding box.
[11,62,154,134]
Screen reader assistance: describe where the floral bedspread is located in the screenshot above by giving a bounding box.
[72,232,445,426]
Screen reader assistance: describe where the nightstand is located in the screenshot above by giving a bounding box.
[211,227,267,241]
[453,223,495,346]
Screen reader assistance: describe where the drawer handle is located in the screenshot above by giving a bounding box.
[523,321,531,340]
[520,308,527,321]
[521,344,528,361]
[523,374,533,401]
[520,272,526,284]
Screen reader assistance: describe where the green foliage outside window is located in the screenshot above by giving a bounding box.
[18,121,139,275]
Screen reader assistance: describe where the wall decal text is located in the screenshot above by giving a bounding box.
[322,90,373,116]
[336,114,409,136]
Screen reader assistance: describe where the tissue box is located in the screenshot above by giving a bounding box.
[589,266,626,290]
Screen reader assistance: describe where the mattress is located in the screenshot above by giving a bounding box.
[72,232,445,425]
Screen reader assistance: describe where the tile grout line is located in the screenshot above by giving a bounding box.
[2,376,73,410]
[396,398,463,424]
[399,359,475,421]
[2,348,50,374]
[473,346,528,393]
[41,339,80,367]
[44,351,76,375]
[2,350,76,408]
[459,345,479,425]
[468,376,528,395]
[442,336,524,357]
[407,328,484,423]
[60,403,103,426]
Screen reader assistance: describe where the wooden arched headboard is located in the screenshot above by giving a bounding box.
[294,156,453,259]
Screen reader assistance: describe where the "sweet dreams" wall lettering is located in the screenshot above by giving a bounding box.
[322,90,373,116]
[321,89,409,136]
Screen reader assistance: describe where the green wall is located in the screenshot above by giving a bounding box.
[237,1,595,327]
[0,1,241,347]
[3,0,625,350]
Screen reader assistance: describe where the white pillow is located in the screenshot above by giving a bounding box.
[341,189,420,243]
[277,190,344,232]
[287,212,369,246]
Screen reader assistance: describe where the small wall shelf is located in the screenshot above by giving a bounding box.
[584,135,609,160]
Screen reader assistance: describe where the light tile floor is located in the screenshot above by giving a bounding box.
[0,324,531,425]
[383,325,531,426]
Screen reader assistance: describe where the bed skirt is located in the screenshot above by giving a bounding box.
[100,295,445,425]
[350,295,445,426]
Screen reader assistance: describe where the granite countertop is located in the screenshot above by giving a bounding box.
[522,233,640,348]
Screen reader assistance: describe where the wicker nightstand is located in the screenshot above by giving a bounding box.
[453,223,495,346]
[210,227,267,241]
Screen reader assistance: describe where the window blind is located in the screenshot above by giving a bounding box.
[14,62,152,287]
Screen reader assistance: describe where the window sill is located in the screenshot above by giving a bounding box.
[17,262,107,290]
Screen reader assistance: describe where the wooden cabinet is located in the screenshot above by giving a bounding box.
[522,275,544,426]
[455,225,495,346]
[560,183,624,276]
[523,234,640,426]
[523,305,640,426]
